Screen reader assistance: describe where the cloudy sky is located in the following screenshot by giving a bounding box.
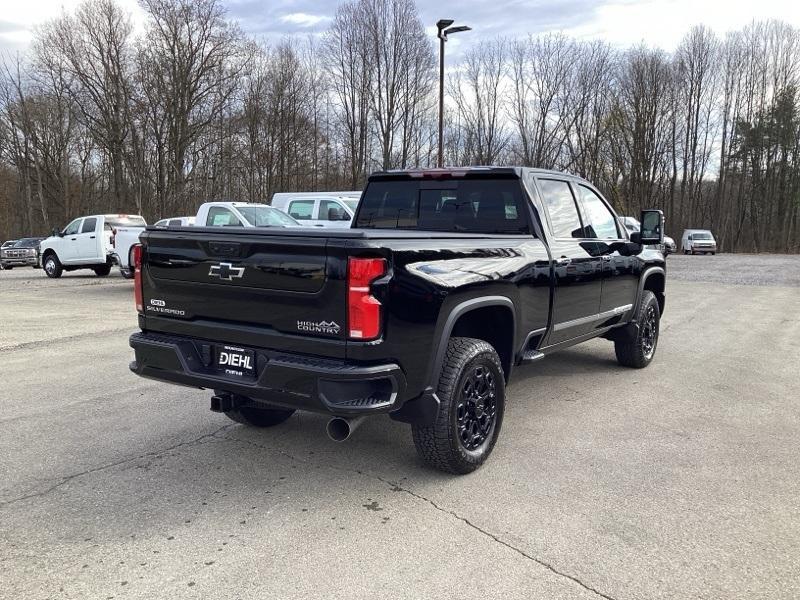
[2,0,800,56]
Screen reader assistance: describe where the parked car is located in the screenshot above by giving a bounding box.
[154,216,195,228]
[196,202,300,228]
[129,166,666,474]
[271,195,359,228]
[681,229,717,254]
[1,237,44,269]
[40,214,146,278]
[621,216,675,254]
[0,240,17,269]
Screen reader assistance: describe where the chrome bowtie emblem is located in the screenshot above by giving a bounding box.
[209,262,245,281]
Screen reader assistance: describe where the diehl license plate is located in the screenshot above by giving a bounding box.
[216,345,256,377]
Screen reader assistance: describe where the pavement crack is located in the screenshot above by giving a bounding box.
[219,432,616,600]
[377,476,618,600]
[0,424,236,508]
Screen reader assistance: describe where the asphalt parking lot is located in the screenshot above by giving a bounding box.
[1,254,799,600]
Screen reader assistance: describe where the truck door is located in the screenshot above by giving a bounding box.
[536,178,604,345]
[573,184,639,316]
[74,217,100,263]
[59,218,83,262]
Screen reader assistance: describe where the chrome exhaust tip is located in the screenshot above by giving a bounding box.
[326,416,366,442]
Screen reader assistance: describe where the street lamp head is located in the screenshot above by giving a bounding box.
[437,19,455,31]
[444,25,472,35]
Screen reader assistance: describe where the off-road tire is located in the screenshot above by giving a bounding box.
[615,290,660,368]
[224,403,295,427]
[412,337,505,474]
[94,264,111,277]
[43,253,63,278]
[120,268,134,279]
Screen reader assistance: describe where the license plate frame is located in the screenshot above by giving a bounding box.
[214,345,256,377]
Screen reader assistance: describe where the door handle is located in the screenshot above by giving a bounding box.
[89,235,96,239]
[555,257,571,266]
[70,237,77,241]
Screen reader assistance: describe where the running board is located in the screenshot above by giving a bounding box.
[521,350,545,363]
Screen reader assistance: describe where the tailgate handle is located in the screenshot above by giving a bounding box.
[208,242,242,257]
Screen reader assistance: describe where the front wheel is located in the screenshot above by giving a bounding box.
[412,337,505,474]
[615,290,661,368]
[120,268,134,279]
[43,254,63,278]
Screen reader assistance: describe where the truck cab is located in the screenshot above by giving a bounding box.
[271,195,359,228]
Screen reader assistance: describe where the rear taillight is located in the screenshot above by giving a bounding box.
[132,244,143,313]
[347,257,386,340]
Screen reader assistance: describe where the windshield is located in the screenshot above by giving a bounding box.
[106,216,146,228]
[692,232,713,240]
[238,206,299,227]
[14,238,41,248]
[354,179,530,234]
[343,199,359,212]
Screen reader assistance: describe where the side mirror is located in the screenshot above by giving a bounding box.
[638,209,664,245]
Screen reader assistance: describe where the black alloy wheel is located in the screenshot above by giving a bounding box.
[456,364,498,451]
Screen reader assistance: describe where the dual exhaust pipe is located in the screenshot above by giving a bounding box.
[326,416,366,442]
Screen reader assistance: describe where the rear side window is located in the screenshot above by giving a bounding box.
[168,219,183,227]
[81,217,97,234]
[576,185,619,239]
[538,179,582,238]
[288,200,315,220]
[206,207,242,227]
[354,179,529,234]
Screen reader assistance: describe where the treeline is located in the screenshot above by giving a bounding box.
[1,0,799,252]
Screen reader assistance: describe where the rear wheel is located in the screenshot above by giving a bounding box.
[43,253,63,278]
[224,402,295,427]
[615,290,660,369]
[94,264,111,277]
[412,337,505,474]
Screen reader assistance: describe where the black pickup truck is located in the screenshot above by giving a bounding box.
[130,167,665,474]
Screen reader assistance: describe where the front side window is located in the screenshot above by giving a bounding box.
[576,185,619,239]
[206,207,242,227]
[538,179,583,239]
[320,200,350,222]
[81,217,97,234]
[287,200,315,220]
[63,219,82,235]
[354,179,529,234]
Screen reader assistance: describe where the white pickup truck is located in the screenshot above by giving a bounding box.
[40,214,146,278]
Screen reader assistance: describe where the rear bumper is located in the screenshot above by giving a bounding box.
[129,331,407,416]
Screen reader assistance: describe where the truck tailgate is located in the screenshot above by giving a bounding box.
[140,229,348,358]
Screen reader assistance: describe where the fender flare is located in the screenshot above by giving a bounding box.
[391,295,516,427]
[635,266,666,317]
[427,295,516,388]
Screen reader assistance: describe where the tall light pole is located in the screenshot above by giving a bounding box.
[437,19,471,168]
